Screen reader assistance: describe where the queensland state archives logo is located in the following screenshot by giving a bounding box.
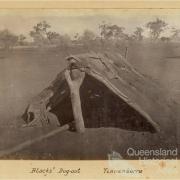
[108,151,123,160]
[126,148,178,159]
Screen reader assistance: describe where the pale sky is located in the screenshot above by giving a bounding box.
[0,9,180,39]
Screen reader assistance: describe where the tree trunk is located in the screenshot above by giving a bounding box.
[65,69,85,133]
[70,87,85,133]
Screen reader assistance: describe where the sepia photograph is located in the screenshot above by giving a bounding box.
[0,8,179,162]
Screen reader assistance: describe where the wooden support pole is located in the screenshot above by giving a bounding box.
[65,69,85,133]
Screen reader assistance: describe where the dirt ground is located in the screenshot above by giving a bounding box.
[0,43,179,159]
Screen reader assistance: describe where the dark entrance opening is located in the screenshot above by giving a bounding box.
[50,74,156,133]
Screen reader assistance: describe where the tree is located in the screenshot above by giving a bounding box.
[18,34,27,45]
[146,18,167,41]
[48,33,71,50]
[81,29,96,41]
[99,22,126,41]
[99,22,129,51]
[160,36,170,42]
[171,27,180,39]
[132,27,144,41]
[99,21,110,40]
[74,33,79,40]
[0,29,18,50]
[108,25,126,40]
[80,29,96,49]
[46,31,61,44]
[30,21,72,48]
[30,21,51,45]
